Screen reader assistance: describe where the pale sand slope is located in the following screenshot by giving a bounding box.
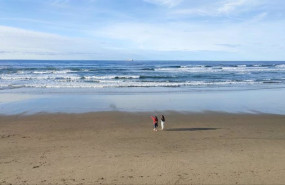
[0,112,285,184]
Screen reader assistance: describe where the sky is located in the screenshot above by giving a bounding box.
[0,0,285,60]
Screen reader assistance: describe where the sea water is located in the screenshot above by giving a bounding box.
[0,60,285,114]
[1,60,285,89]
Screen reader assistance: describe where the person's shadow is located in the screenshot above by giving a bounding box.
[166,128,219,131]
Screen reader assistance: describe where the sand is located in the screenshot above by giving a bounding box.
[0,112,285,184]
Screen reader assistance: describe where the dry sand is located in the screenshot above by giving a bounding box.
[0,112,285,184]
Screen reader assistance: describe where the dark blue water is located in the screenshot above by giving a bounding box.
[0,60,285,89]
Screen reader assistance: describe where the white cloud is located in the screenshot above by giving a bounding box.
[0,26,67,52]
[172,0,263,16]
[0,26,103,59]
[95,22,239,52]
[0,25,149,60]
[48,0,70,7]
[218,0,261,14]
[143,0,183,8]
[93,17,285,60]
[218,0,248,14]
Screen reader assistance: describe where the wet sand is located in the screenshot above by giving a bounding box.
[0,112,285,184]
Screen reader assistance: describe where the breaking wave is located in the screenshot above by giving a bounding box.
[0,60,285,89]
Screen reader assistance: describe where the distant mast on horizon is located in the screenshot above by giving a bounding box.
[127,59,134,62]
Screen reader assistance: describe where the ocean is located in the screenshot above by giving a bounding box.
[1,60,285,115]
[1,60,285,90]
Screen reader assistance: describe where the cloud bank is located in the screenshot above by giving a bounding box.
[0,0,285,60]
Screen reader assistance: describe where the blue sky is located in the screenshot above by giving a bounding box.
[0,0,285,60]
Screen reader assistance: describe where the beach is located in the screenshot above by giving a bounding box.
[1,112,285,184]
[1,0,285,184]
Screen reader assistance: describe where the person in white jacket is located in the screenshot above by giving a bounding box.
[161,115,166,130]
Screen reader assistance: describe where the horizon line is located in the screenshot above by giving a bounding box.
[1,59,285,62]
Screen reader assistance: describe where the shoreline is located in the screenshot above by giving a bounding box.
[1,87,285,115]
[1,112,285,184]
[1,110,285,117]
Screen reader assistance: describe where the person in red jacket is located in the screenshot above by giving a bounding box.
[151,116,158,131]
